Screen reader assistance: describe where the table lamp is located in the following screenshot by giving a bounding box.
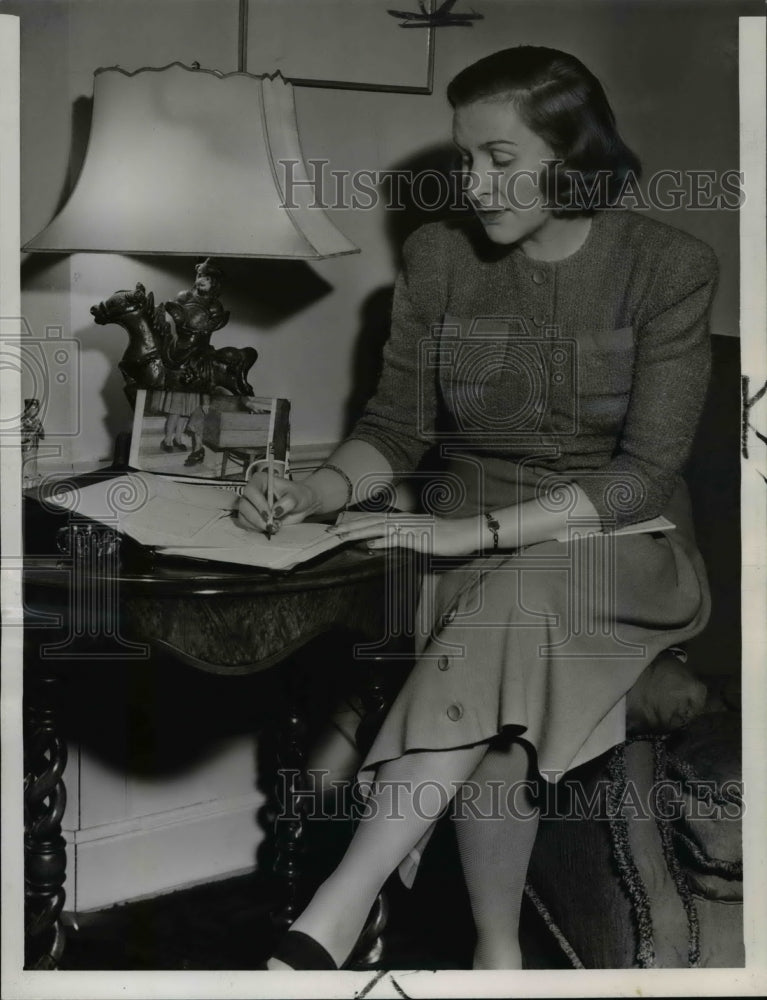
[22,61,359,397]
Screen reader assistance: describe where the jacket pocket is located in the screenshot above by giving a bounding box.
[571,328,635,433]
[575,327,635,396]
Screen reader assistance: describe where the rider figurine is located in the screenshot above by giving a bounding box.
[164,258,230,380]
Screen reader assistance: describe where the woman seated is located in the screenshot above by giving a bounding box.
[238,45,717,970]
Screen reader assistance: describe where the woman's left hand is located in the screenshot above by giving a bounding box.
[326,514,482,558]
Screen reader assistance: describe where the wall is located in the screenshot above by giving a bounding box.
[13,0,754,908]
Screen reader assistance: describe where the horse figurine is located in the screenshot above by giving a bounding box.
[91,261,258,402]
[91,282,168,392]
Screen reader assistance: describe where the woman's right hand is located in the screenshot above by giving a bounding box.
[237,472,321,533]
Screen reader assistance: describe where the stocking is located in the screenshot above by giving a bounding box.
[269,741,488,968]
[454,738,540,969]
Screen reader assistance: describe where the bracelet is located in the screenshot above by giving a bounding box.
[318,463,354,510]
[483,511,500,552]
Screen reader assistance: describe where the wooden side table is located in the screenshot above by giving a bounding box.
[22,473,416,969]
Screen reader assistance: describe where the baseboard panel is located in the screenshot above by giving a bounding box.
[64,793,265,913]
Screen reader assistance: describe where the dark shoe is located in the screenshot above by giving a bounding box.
[184,448,205,467]
[173,440,188,452]
[347,892,388,968]
[270,894,387,971]
[160,441,175,453]
[270,930,337,970]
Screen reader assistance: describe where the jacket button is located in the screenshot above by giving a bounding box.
[438,655,450,671]
[447,703,463,721]
[532,269,546,284]
[532,313,547,327]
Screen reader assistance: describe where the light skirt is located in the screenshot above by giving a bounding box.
[356,459,710,885]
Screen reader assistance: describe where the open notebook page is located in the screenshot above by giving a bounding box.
[46,473,345,569]
[47,474,237,546]
[158,519,343,570]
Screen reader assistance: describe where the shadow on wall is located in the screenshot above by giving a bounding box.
[343,142,470,431]
[382,142,468,266]
[343,285,393,434]
[21,246,334,333]
[198,257,333,330]
[17,94,94,262]
[55,94,93,221]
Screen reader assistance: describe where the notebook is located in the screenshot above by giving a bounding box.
[46,472,344,571]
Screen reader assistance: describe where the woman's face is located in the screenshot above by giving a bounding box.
[453,99,556,247]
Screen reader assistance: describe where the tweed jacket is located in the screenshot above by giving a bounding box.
[349,209,719,529]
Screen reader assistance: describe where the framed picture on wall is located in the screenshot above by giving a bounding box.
[245,0,435,93]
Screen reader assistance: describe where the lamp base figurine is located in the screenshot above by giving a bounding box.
[90,258,258,404]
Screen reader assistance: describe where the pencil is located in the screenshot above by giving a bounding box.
[265,442,275,541]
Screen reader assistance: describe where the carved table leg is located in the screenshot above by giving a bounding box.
[271,672,308,930]
[24,672,68,969]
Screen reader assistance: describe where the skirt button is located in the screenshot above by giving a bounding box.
[447,703,463,721]
[438,655,450,671]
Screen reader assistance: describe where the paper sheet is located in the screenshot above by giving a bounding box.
[47,473,344,569]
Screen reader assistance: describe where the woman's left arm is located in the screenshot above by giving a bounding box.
[569,237,719,530]
[332,236,719,556]
[328,486,599,556]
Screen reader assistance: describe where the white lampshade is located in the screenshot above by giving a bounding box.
[23,63,359,259]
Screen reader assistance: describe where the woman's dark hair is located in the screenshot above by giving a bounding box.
[447,46,641,216]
